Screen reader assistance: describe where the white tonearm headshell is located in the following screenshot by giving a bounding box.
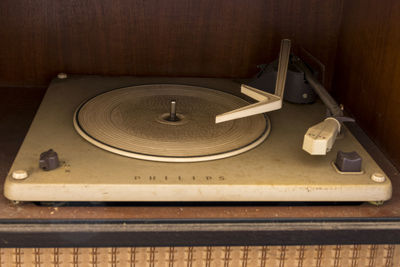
[291,56,354,155]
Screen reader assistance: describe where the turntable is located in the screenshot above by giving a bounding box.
[4,40,392,203]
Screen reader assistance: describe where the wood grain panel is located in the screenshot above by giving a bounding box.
[0,0,342,87]
[333,0,400,169]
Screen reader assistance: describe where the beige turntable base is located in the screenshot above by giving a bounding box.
[4,76,392,202]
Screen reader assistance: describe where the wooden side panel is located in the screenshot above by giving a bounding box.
[0,0,342,86]
[333,0,400,169]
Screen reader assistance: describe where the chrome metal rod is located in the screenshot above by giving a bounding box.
[292,56,343,117]
[169,100,177,121]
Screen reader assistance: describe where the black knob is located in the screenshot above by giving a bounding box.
[334,151,362,172]
[39,149,60,171]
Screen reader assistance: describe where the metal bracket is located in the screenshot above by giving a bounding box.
[216,39,291,123]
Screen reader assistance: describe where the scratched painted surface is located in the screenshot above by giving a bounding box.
[0,79,399,219]
[4,77,391,202]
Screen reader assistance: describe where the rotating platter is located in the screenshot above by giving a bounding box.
[74,84,270,162]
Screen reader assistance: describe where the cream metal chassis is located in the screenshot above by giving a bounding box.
[4,76,392,202]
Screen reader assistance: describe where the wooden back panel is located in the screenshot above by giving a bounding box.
[0,0,342,87]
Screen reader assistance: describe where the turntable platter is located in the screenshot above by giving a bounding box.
[73,84,270,162]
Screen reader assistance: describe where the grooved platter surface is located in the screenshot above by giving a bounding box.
[75,84,268,162]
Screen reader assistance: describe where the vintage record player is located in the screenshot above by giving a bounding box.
[4,40,392,203]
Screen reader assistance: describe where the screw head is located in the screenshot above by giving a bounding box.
[12,170,28,180]
[57,73,68,79]
[371,172,386,183]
